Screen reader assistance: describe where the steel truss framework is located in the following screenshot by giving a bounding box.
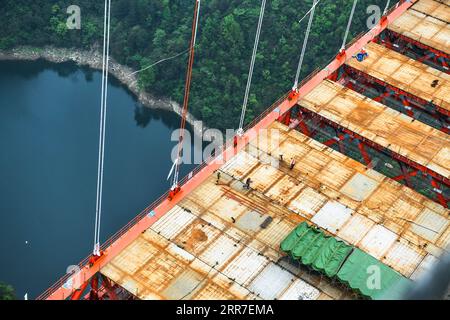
[278,106,449,208]
[69,271,135,300]
[329,64,450,133]
[376,29,450,73]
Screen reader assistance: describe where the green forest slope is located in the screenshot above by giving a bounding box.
[0,0,389,129]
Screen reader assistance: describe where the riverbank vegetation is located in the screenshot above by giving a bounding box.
[0,282,15,300]
[0,0,387,130]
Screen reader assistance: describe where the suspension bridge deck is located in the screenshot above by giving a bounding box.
[346,42,450,114]
[100,121,449,300]
[388,0,450,54]
[41,0,450,300]
[298,79,450,181]
[410,0,450,22]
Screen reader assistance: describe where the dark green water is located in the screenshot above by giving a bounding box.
[0,60,200,299]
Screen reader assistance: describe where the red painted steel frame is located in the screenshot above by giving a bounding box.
[295,105,449,206]
[342,64,450,118]
[378,29,450,70]
[37,0,415,300]
[294,107,449,207]
[333,65,450,133]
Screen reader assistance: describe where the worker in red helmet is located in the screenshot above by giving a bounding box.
[354,48,369,62]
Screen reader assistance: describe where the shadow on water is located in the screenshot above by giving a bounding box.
[134,105,182,130]
[0,59,182,130]
[0,59,201,298]
[0,59,81,80]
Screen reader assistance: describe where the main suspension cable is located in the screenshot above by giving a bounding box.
[170,0,201,190]
[293,0,319,89]
[93,0,112,256]
[341,0,358,50]
[237,0,267,135]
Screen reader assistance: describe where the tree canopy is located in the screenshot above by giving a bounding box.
[0,282,15,300]
[0,0,389,130]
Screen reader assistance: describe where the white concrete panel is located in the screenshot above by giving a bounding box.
[222,247,268,286]
[383,241,424,277]
[341,172,380,201]
[248,263,295,300]
[311,201,353,233]
[338,213,375,245]
[359,225,398,259]
[199,234,242,269]
[151,206,195,240]
[411,208,449,242]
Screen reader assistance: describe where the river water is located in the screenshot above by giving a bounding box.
[0,60,201,299]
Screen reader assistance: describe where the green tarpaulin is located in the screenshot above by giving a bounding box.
[280,222,411,299]
[280,222,352,277]
[337,248,411,300]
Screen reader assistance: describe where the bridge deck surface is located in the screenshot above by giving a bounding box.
[299,79,450,180]
[346,42,450,113]
[388,0,450,54]
[100,122,449,300]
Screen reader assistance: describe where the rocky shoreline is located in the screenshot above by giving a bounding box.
[0,46,203,135]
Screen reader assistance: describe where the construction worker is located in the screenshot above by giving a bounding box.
[431,79,439,88]
[290,158,296,170]
[216,171,221,184]
[354,49,368,62]
[244,177,252,190]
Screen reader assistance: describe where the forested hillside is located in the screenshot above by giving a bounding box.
[0,0,389,129]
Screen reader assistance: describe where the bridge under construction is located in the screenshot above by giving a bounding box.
[38,0,449,300]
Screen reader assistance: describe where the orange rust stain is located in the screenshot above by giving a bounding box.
[192,229,208,242]
[183,227,208,251]
[288,213,306,224]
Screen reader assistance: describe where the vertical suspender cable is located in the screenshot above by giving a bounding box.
[93,0,108,255]
[97,0,112,252]
[237,0,267,135]
[171,0,201,189]
[341,0,358,50]
[293,0,319,89]
[93,0,111,256]
[383,0,391,14]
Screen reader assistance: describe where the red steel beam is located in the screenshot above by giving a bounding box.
[296,105,449,187]
[70,280,89,301]
[100,274,118,300]
[295,105,449,208]
[376,29,450,72]
[334,67,450,133]
[342,64,450,118]
[392,169,419,182]
[430,178,448,208]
